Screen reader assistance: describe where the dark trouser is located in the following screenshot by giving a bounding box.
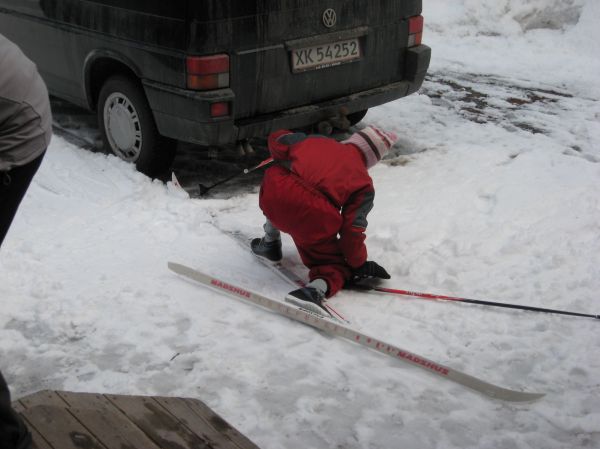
[0,152,44,449]
[0,152,45,247]
[0,371,31,449]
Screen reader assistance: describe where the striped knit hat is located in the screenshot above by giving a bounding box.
[342,126,398,168]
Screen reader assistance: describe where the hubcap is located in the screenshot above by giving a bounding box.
[103,92,142,161]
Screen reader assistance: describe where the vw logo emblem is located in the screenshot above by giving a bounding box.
[322,8,337,28]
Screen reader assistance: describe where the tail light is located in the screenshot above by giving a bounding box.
[187,54,230,90]
[407,15,424,47]
[210,102,230,118]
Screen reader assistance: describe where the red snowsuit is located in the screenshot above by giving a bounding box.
[259,130,375,297]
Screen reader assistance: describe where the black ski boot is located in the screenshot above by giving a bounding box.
[251,237,282,262]
[285,286,330,317]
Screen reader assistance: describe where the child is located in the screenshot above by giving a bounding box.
[252,126,397,316]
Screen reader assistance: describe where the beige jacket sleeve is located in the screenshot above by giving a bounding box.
[0,33,52,171]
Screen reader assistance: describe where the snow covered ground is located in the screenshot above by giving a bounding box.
[2,1,600,448]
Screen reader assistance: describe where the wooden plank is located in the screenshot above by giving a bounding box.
[13,399,53,449]
[20,405,105,449]
[154,396,243,449]
[15,390,260,449]
[183,398,260,449]
[107,394,213,449]
[19,390,69,409]
[20,416,54,449]
[56,391,113,409]
[11,399,26,413]
[70,406,163,449]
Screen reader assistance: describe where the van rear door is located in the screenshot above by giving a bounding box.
[186,0,422,119]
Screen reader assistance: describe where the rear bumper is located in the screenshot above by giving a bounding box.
[236,78,413,140]
[144,45,431,146]
[142,81,236,146]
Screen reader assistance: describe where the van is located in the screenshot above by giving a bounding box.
[0,1,430,176]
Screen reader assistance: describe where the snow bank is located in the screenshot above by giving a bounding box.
[424,0,600,97]
[426,0,586,36]
[566,1,600,55]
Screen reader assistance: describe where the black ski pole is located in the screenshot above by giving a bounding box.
[354,284,599,320]
[199,157,273,195]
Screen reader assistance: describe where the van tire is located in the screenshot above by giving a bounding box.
[98,76,175,177]
[347,109,368,126]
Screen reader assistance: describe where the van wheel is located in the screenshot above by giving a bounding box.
[98,76,175,177]
[347,109,368,126]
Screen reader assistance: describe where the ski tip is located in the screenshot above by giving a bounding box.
[453,371,546,402]
[168,261,188,276]
[487,389,545,403]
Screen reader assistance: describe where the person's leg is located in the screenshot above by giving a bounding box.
[262,218,281,242]
[251,218,283,262]
[294,236,352,298]
[0,152,45,247]
[284,237,350,316]
[0,154,44,449]
[0,370,31,449]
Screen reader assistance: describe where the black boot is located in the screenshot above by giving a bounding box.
[251,237,282,262]
[285,286,330,317]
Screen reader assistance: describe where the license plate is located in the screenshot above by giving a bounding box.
[291,38,361,72]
